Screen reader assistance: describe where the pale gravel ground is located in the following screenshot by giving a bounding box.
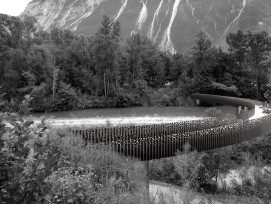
[42,116,205,127]
[33,105,266,127]
[150,181,223,204]
[149,181,264,204]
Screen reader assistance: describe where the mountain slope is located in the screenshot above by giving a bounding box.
[21,0,271,53]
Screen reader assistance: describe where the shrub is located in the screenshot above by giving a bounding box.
[205,107,222,118]
[44,166,95,203]
[0,113,59,203]
[173,146,206,190]
[0,112,147,203]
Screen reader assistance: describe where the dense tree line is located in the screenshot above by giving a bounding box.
[1,14,271,112]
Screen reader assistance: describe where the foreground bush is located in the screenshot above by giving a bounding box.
[0,113,148,203]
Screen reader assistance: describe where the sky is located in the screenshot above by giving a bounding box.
[0,0,32,16]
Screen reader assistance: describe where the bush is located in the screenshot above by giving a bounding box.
[44,166,95,203]
[0,112,147,203]
[205,107,222,118]
[173,146,206,190]
[0,113,59,203]
[262,107,271,114]
[150,158,181,185]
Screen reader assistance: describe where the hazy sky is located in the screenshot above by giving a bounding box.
[0,0,32,16]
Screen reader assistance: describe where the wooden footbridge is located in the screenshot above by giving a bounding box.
[73,94,271,161]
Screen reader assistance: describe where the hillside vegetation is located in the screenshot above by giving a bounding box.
[1,98,270,203]
[149,135,271,203]
[1,14,271,112]
[1,13,271,203]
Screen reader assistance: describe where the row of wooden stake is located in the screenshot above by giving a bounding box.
[72,115,271,160]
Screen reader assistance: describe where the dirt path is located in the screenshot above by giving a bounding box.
[149,181,263,204]
[149,181,222,204]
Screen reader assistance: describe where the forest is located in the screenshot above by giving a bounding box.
[1,14,271,112]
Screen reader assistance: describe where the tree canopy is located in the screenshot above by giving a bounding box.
[0,13,271,112]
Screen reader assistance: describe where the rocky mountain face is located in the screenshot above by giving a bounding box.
[21,0,271,53]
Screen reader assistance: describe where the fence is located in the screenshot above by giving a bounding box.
[72,94,271,161]
[72,117,235,144]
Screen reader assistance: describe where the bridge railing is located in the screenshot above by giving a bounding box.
[72,117,235,143]
[105,114,271,160]
[72,116,239,160]
[72,95,271,161]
